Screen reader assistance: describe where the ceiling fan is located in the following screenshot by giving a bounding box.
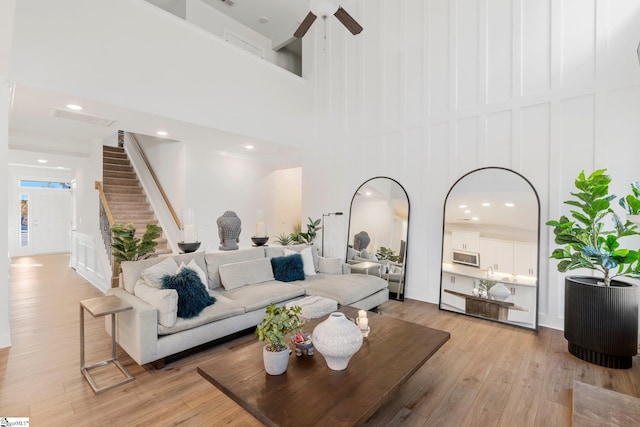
[294,0,363,38]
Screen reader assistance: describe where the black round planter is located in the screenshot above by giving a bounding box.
[564,276,638,369]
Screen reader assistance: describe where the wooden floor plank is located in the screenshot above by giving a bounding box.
[1,254,639,426]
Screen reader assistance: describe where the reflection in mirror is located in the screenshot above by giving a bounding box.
[440,167,540,330]
[347,177,410,301]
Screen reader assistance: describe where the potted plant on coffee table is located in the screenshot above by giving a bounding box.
[255,304,304,375]
[546,169,639,369]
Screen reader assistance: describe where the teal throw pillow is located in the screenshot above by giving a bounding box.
[162,268,216,318]
[271,254,305,282]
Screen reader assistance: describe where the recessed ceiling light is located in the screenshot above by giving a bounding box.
[365,191,372,196]
[481,202,491,207]
[505,202,515,207]
[459,204,467,208]
[259,16,269,23]
[57,166,65,170]
[37,159,48,164]
[156,130,168,136]
[244,145,254,150]
[464,210,471,214]
[66,104,83,111]
[471,216,479,221]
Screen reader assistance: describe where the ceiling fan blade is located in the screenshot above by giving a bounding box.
[334,7,363,35]
[294,12,317,38]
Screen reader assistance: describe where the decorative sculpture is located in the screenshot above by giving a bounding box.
[353,231,370,251]
[217,211,242,251]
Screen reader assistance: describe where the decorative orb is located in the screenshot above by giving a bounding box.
[310,0,339,17]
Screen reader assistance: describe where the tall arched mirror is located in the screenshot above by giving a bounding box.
[346,177,409,301]
[440,167,540,330]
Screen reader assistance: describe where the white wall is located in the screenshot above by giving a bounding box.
[185,0,301,75]
[304,0,640,330]
[0,80,11,348]
[262,167,302,241]
[0,0,16,349]
[183,146,276,251]
[10,0,310,148]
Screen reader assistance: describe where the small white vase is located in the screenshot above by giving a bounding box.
[489,282,511,301]
[312,312,363,370]
[262,344,290,375]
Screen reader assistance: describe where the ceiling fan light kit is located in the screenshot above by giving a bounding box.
[294,1,363,38]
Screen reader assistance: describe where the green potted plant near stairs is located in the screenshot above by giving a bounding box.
[546,169,639,368]
[255,304,304,375]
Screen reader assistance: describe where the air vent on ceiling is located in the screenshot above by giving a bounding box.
[49,107,115,127]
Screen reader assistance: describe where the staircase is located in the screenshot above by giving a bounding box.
[102,145,170,255]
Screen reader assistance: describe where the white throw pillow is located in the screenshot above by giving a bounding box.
[141,257,179,288]
[177,259,208,289]
[134,279,178,327]
[318,257,343,275]
[285,247,316,276]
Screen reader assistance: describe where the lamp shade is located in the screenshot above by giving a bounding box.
[310,0,339,18]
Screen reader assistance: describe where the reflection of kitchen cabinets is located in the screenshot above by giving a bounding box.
[451,231,480,252]
[479,239,513,272]
[507,285,536,325]
[441,272,475,311]
[513,243,537,276]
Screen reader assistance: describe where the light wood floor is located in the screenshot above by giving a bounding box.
[1,254,639,426]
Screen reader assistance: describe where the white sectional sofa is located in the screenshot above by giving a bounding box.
[106,245,388,366]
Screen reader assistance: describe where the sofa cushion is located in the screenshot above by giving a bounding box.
[219,281,306,312]
[141,256,179,288]
[121,252,206,293]
[177,259,208,290]
[162,268,216,318]
[134,279,178,328]
[285,244,319,272]
[205,248,265,289]
[346,247,359,260]
[284,247,315,276]
[271,254,305,282]
[219,257,274,290]
[157,291,245,335]
[304,274,388,306]
[318,257,343,275]
[265,246,285,258]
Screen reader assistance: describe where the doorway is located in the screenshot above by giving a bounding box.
[12,180,72,256]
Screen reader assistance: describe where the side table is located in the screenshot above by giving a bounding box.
[350,261,382,277]
[80,295,134,394]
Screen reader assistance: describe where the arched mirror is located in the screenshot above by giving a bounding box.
[440,167,540,330]
[346,177,410,301]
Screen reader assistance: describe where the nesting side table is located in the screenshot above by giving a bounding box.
[80,295,134,394]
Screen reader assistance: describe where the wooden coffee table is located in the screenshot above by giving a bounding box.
[197,306,450,427]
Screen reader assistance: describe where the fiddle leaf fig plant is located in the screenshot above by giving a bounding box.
[619,181,640,215]
[255,304,304,352]
[546,169,640,286]
[111,223,163,263]
[291,217,322,245]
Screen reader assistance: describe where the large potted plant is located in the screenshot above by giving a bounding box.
[111,223,163,263]
[255,304,304,375]
[546,169,639,368]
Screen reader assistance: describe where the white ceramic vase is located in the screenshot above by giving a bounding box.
[489,282,511,301]
[312,312,363,370]
[262,344,290,375]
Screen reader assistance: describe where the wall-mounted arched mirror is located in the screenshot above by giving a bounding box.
[440,167,540,330]
[346,177,409,301]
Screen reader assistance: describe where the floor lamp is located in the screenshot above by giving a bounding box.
[321,212,343,257]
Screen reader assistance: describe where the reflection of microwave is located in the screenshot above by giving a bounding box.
[452,250,480,267]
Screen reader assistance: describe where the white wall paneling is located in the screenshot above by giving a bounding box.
[307,0,640,331]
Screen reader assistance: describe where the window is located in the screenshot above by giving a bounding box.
[20,180,71,189]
